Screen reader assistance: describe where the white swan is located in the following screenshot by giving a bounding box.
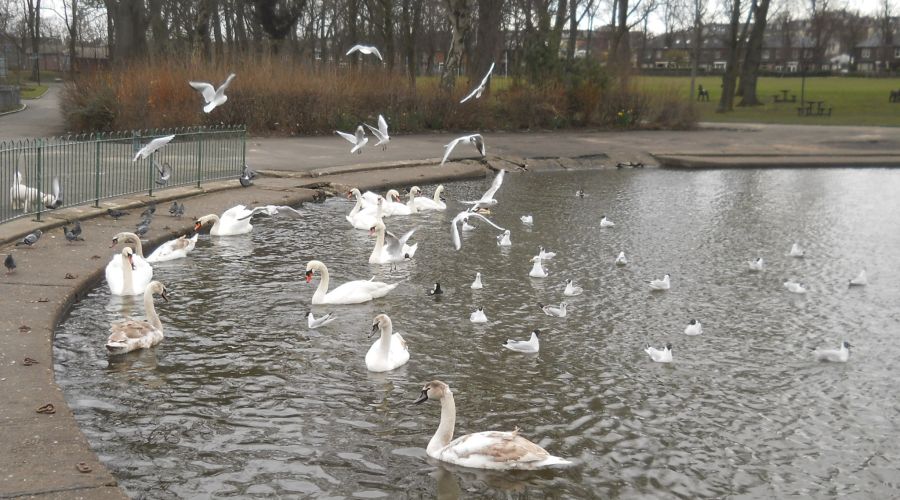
[365,314,410,372]
[347,192,382,230]
[645,343,673,363]
[497,230,512,247]
[784,281,807,294]
[789,243,805,257]
[369,219,417,264]
[748,257,764,272]
[413,380,572,470]
[814,341,851,362]
[195,205,255,236]
[307,311,336,329]
[471,272,483,289]
[563,279,583,296]
[684,319,702,336]
[305,260,398,305]
[146,233,199,263]
[470,307,487,323]
[600,215,615,227]
[503,330,541,353]
[649,274,670,291]
[529,256,548,278]
[849,270,867,286]
[520,215,533,225]
[412,185,446,211]
[383,189,414,216]
[615,251,628,266]
[106,246,153,296]
[106,281,168,354]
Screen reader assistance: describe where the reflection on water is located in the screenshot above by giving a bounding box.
[55,168,900,498]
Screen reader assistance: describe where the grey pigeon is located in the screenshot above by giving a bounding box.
[240,164,257,187]
[134,223,150,237]
[71,220,82,238]
[4,254,15,274]
[15,230,42,247]
[140,202,156,218]
[174,203,185,218]
[63,225,84,243]
[168,201,179,216]
[154,160,172,186]
[107,209,129,219]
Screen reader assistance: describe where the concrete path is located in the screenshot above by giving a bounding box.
[0,83,66,142]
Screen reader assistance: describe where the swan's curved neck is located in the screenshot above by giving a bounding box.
[433,188,442,202]
[206,214,221,231]
[120,232,144,257]
[378,320,393,353]
[407,192,417,213]
[429,392,456,455]
[371,226,385,261]
[312,265,330,303]
[349,195,362,217]
[144,288,161,331]
[121,253,134,294]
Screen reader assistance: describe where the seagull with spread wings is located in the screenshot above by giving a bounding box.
[133,135,175,162]
[336,125,369,154]
[235,205,303,221]
[364,114,390,150]
[461,169,505,209]
[441,134,486,165]
[460,62,495,103]
[450,210,506,250]
[346,44,384,61]
[188,73,236,113]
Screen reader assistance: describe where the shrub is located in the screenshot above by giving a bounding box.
[61,55,696,135]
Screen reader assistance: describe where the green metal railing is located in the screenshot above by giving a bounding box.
[0,125,246,224]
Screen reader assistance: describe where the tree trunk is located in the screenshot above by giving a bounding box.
[111,0,148,62]
[689,0,702,101]
[473,0,503,84]
[566,0,578,61]
[441,0,473,91]
[610,0,630,72]
[193,0,213,60]
[348,0,359,67]
[68,0,78,79]
[717,0,743,112]
[738,0,771,106]
[26,0,41,81]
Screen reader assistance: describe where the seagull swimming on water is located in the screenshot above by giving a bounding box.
[789,243,805,257]
[539,302,567,318]
[563,279,583,296]
[645,343,673,363]
[441,134,486,165]
[336,125,368,154]
[849,270,867,286]
[459,62,495,103]
[470,306,488,323]
[189,73,236,113]
[307,311,336,329]
[235,205,303,221]
[503,330,540,354]
[813,340,851,362]
[748,257,764,272]
[649,274,670,291]
[346,44,384,60]
[429,282,443,296]
[471,272,483,289]
[684,319,702,336]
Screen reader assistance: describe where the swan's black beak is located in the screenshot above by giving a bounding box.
[161,289,170,302]
[305,270,313,283]
[110,237,118,248]
[368,322,378,338]
[413,389,428,405]
[128,254,135,270]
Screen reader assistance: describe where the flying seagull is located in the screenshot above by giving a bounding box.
[189,73,236,113]
[460,62,495,103]
[346,44,384,61]
[336,125,368,154]
[133,134,175,161]
[441,134,486,165]
[461,169,505,209]
[364,114,390,150]
[235,205,303,221]
[450,210,506,250]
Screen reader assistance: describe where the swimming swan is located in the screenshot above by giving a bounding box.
[365,314,410,372]
[106,246,153,296]
[305,260,398,305]
[413,380,572,470]
[194,205,256,236]
[146,233,199,263]
[106,281,168,354]
[412,185,446,211]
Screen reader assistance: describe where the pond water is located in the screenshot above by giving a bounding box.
[55,168,900,498]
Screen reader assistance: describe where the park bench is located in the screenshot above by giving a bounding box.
[773,89,797,103]
[797,100,832,117]
[890,90,900,103]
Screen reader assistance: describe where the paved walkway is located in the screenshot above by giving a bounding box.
[0,83,66,141]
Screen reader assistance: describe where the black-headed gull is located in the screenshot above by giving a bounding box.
[459,62,495,103]
[748,257,764,271]
[563,279,583,296]
[462,169,504,209]
[814,340,851,362]
[471,272,483,289]
[441,134,486,165]
[188,73,236,113]
[684,319,702,336]
[133,134,175,161]
[364,114,390,150]
[539,302,567,317]
[645,343,673,363]
[849,270,867,286]
[336,125,368,154]
[346,44,383,60]
[600,215,615,227]
[470,306,487,323]
[235,205,303,220]
[450,210,505,250]
[529,256,548,278]
[649,274,670,290]
[497,230,512,246]
[503,330,540,353]
[307,311,336,329]
[615,251,628,266]
[789,243,805,257]
[783,281,807,294]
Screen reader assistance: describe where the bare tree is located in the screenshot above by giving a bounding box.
[441,0,473,90]
[24,0,42,80]
[716,0,750,112]
[688,0,708,101]
[737,0,772,105]
[878,0,894,72]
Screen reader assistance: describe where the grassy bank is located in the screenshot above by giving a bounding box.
[19,84,49,99]
[640,75,900,126]
[61,58,696,135]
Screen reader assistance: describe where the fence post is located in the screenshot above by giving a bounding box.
[148,152,154,197]
[94,138,101,207]
[196,131,203,188]
[35,139,43,222]
[241,126,247,175]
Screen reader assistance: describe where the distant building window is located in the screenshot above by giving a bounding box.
[762,50,770,60]
[862,48,871,58]
[894,48,900,58]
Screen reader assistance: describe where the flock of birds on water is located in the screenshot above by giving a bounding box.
[3,44,866,472]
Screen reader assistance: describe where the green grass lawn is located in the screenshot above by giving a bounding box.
[639,75,900,126]
[19,84,49,99]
